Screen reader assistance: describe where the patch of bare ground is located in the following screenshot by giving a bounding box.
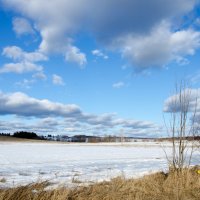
[0,167,200,200]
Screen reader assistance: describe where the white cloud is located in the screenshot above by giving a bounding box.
[0,117,62,133]
[65,46,87,67]
[32,71,47,80]
[2,46,23,60]
[2,0,198,70]
[1,46,47,74]
[112,81,125,89]
[39,28,87,67]
[14,72,47,89]
[81,113,116,127]
[12,17,35,36]
[163,88,200,113]
[2,0,86,67]
[15,79,35,89]
[52,74,65,86]
[92,49,108,59]
[116,22,200,71]
[0,91,81,117]
[163,88,200,131]
[113,118,157,129]
[2,46,47,62]
[0,91,161,136]
[0,62,42,74]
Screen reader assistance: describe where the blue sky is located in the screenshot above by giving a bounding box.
[1,0,200,137]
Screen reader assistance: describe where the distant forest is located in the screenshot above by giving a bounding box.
[0,132,200,142]
[0,131,45,140]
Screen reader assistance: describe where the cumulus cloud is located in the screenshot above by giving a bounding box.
[116,22,200,71]
[14,72,46,89]
[2,0,87,67]
[52,74,65,86]
[33,117,62,133]
[0,119,26,132]
[163,87,200,133]
[15,79,35,89]
[1,46,47,74]
[112,81,125,89]
[2,0,199,70]
[80,113,116,127]
[88,0,196,41]
[2,46,47,62]
[92,49,108,59]
[163,88,200,113]
[0,118,62,134]
[0,91,161,136]
[39,28,87,66]
[113,118,157,129]
[32,71,47,80]
[65,46,87,66]
[0,62,43,74]
[12,17,35,36]
[0,91,81,117]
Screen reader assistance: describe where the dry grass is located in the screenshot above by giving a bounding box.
[0,167,200,200]
[0,136,56,143]
[0,136,41,142]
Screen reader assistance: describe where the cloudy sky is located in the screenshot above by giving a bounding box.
[1,0,200,137]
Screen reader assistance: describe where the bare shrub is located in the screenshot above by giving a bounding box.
[164,82,200,172]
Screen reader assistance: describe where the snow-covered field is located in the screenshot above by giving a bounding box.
[0,141,198,188]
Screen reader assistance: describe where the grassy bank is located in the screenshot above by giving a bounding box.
[0,136,55,143]
[0,168,199,200]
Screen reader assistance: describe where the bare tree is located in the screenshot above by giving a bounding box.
[164,81,199,172]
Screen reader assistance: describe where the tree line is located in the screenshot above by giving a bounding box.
[0,131,45,140]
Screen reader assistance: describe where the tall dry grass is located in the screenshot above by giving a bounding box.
[0,167,199,200]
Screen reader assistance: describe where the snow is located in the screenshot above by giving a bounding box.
[0,141,198,188]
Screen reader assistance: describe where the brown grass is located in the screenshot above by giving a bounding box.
[0,136,42,142]
[0,168,200,200]
[0,136,56,143]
